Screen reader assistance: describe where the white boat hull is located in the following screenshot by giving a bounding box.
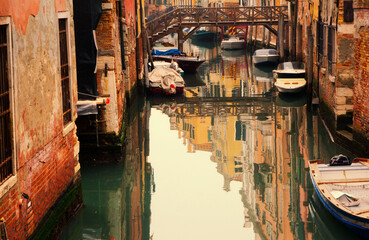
[221,40,244,50]
[274,78,306,93]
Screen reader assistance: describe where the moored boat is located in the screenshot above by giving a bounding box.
[273,61,305,79]
[153,61,184,76]
[252,49,279,65]
[148,66,185,95]
[308,156,369,235]
[151,49,205,73]
[221,36,244,50]
[190,28,217,41]
[274,78,306,93]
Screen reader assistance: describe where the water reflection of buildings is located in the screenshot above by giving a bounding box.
[150,41,360,239]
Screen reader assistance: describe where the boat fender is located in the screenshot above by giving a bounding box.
[329,154,351,166]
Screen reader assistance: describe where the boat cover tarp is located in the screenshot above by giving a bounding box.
[151,49,184,56]
[73,0,102,99]
[149,66,185,94]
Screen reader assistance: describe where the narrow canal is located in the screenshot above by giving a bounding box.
[60,39,363,240]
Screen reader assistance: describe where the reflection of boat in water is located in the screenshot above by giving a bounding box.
[148,66,185,95]
[252,64,275,82]
[252,49,279,65]
[221,36,244,50]
[221,49,245,59]
[182,72,205,87]
[309,158,369,238]
[148,93,185,107]
[275,93,306,107]
[152,48,206,73]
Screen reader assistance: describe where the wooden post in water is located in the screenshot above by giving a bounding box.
[178,27,184,52]
[296,24,302,62]
[254,26,258,47]
[278,14,285,61]
[307,26,314,109]
[244,26,248,45]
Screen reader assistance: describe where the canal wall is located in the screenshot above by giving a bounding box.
[0,0,82,239]
[293,0,369,155]
[75,0,144,150]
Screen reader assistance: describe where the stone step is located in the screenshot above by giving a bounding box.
[337,130,353,141]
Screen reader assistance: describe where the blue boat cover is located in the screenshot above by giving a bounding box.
[152,49,185,56]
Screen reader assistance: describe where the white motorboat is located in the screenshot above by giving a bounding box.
[221,36,244,50]
[274,77,306,93]
[273,61,305,79]
[148,66,185,95]
[252,49,279,65]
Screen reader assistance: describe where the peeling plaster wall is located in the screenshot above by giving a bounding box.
[0,0,80,238]
[11,0,77,166]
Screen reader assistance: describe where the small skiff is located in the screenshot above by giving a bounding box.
[252,49,279,65]
[309,157,369,234]
[273,62,305,79]
[274,78,306,93]
[221,36,244,50]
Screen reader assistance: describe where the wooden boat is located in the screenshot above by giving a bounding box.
[308,157,369,234]
[221,36,244,50]
[148,66,185,95]
[151,48,205,73]
[273,61,305,79]
[252,49,279,65]
[274,78,306,93]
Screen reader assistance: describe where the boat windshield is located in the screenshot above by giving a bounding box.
[255,49,278,55]
[278,62,305,70]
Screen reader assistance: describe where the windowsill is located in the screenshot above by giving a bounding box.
[63,122,75,137]
[0,175,17,199]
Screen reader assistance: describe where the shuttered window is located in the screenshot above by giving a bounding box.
[344,0,354,23]
[328,26,336,75]
[59,19,72,126]
[0,24,13,184]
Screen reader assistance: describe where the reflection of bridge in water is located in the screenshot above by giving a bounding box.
[146,6,289,49]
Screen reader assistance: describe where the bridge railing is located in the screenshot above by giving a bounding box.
[146,6,288,39]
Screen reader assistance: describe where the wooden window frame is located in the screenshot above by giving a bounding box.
[0,17,17,197]
[58,12,74,136]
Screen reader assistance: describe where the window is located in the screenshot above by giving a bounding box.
[0,24,12,184]
[317,22,325,66]
[59,18,72,126]
[328,25,336,75]
[344,0,354,22]
[235,121,246,141]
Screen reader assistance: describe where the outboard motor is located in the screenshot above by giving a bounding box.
[329,154,351,166]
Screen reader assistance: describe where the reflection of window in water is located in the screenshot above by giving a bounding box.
[235,167,243,173]
[235,121,246,141]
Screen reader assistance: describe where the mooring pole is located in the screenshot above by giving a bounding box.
[178,27,184,52]
[278,14,285,61]
[307,25,314,109]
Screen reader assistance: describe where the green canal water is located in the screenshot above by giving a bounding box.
[59,39,364,240]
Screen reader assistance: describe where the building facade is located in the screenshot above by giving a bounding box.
[0,0,81,239]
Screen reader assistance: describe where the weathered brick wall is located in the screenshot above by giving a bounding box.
[0,132,78,239]
[95,0,129,134]
[353,27,369,140]
[0,0,80,238]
